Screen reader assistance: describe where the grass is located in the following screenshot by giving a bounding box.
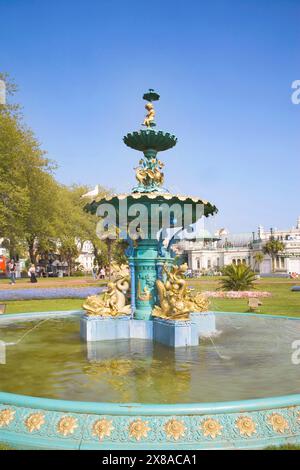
[265,444,300,450]
[0,277,298,316]
[0,443,12,450]
[190,278,300,317]
[4,298,84,314]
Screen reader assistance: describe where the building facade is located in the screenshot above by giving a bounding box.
[177,216,300,276]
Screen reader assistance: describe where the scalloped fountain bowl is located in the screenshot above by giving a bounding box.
[1,310,300,449]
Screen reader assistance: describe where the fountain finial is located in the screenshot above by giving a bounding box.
[142,89,160,128]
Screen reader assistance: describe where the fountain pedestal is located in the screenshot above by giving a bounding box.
[153,318,198,347]
[80,313,216,347]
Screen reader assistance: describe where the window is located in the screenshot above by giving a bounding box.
[207,259,211,269]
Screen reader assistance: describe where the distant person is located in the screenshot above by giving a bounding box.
[28,264,38,283]
[92,266,97,280]
[100,267,106,279]
[7,259,16,285]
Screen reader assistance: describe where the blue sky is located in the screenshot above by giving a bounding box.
[1,0,299,234]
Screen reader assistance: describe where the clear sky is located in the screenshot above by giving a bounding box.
[1,0,299,234]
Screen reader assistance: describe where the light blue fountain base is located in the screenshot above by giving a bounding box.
[1,391,300,450]
[80,312,216,347]
[1,310,300,450]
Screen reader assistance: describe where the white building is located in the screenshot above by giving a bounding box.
[177,216,300,276]
[76,240,95,272]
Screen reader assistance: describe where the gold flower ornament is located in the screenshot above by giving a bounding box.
[267,413,289,434]
[201,418,223,439]
[25,413,45,432]
[57,416,78,436]
[236,416,257,437]
[164,419,186,440]
[0,409,15,427]
[129,419,150,441]
[92,419,114,440]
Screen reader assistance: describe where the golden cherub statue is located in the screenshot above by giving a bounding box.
[152,263,209,321]
[83,264,131,316]
[142,102,156,127]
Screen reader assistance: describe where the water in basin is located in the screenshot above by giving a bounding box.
[0,314,300,403]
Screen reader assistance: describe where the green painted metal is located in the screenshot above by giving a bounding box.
[142,88,160,102]
[123,129,177,152]
[133,238,158,320]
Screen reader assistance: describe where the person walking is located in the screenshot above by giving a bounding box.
[100,267,106,279]
[28,264,38,283]
[7,259,16,285]
[92,265,97,280]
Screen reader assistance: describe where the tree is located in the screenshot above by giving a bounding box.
[0,73,61,260]
[263,237,285,272]
[0,73,120,272]
[253,252,264,273]
[219,263,256,291]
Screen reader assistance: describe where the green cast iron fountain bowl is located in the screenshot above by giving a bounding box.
[1,311,300,450]
[124,129,177,152]
[86,192,218,223]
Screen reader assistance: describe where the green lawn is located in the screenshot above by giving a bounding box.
[4,298,83,314]
[1,277,299,317]
[0,443,12,450]
[189,277,300,317]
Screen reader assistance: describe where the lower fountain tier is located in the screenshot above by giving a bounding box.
[80,312,216,348]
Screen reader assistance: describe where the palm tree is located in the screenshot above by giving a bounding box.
[253,252,264,273]
[263,237,285,273]
[219,263,256,291]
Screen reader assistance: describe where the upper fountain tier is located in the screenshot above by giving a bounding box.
[124,89,179,193]
[85,89,218,225]
[123,89,177,153]
[123,129,177,153]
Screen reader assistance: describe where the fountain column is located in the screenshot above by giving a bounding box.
[133,239,158,320]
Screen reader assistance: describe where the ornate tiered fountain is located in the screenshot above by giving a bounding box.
[81,90,218,346]
[1,91,300,450]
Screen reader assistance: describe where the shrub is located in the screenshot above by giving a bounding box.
[219,264,256,291]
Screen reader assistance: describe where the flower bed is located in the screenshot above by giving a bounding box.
[0,287,104,301]
[203,291,271,299]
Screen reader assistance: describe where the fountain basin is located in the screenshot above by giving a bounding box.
[1,310,300,449]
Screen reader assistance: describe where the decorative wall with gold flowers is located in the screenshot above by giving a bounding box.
[1,399,300,449]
